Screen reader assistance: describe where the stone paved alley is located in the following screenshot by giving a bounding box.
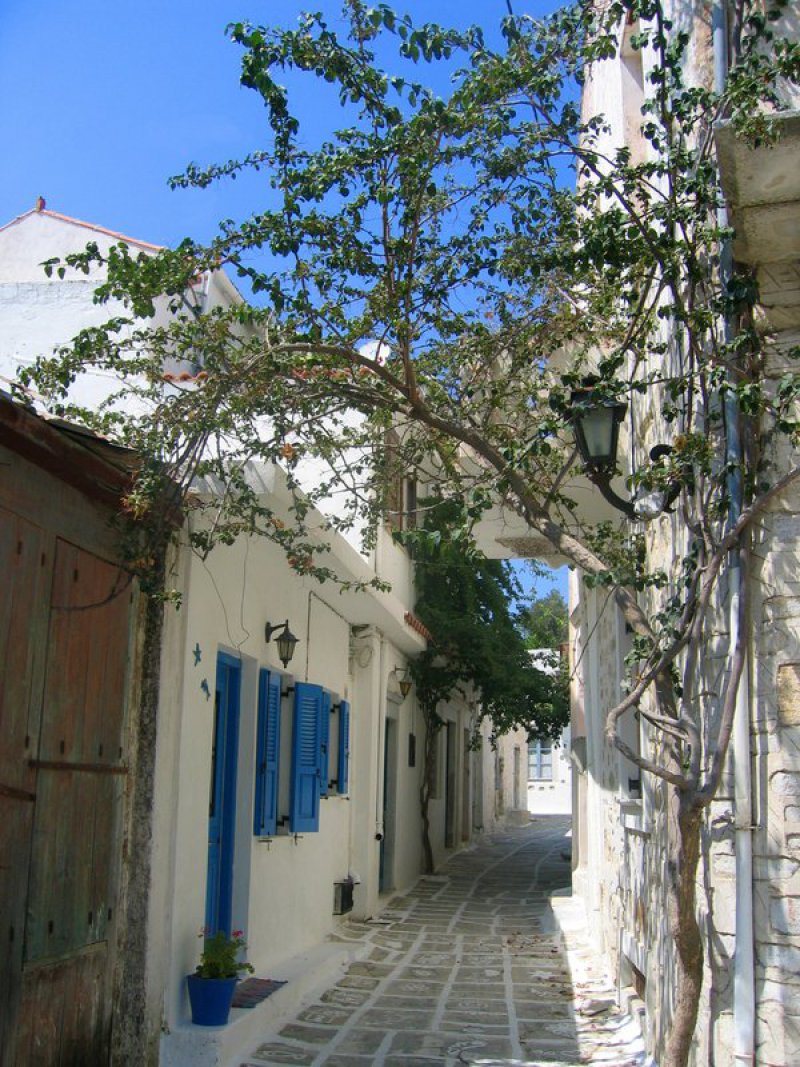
[239,818,650,1067]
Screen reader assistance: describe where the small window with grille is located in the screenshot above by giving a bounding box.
[528,740,553,781]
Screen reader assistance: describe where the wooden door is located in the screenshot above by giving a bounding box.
[205,653,240,937]
[1,524,132,1067]
[0,509,49,1061]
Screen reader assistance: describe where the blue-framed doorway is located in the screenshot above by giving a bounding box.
[206,652,241,935]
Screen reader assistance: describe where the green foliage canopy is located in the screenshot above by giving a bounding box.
[520,587,568,651]
[405,498,569,741]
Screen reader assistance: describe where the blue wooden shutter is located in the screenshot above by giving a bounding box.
[319,690,331,796]
[290,682,322,831]
[337,699,350,795]
[254,669,281,836]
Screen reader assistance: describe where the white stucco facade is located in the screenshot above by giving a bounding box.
[0,205,499,1065]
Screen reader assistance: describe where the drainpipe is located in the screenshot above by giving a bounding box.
[376,633,387,842]
[713,3,755,1063]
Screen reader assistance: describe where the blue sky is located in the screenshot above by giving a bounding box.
[1,1,563,245]
[0,0,569,601]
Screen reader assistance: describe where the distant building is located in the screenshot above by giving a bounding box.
[527,649,571,816]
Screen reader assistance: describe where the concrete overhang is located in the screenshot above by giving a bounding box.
[715,111,800,330]
[466,439,632,564]
[470,473,629,566]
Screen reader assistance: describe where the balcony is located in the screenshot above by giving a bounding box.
[715,111,800,331]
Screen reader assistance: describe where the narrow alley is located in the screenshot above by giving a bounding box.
[238,819,648,1067]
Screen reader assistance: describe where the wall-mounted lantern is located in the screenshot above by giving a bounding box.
[392,667,412,701]
[569,382,635,518]
[265,619,299,668]
[569,380,681,520]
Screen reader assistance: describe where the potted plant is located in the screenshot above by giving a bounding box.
[186,928,254,1026]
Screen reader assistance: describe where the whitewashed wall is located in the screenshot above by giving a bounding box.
[1,204,511,1064]
[573,5,800,1065]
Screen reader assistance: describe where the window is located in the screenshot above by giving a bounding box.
[290,682,323,832]
[259,679,349,835]
[254,669,281,836]
[336,699,351,794]
[528,740,553,781]
[383,431,418,534]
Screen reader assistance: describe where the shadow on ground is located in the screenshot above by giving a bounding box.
[241,817,647,1067]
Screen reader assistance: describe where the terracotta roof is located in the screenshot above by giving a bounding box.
[0,206,164,252]
[404,611,433,643]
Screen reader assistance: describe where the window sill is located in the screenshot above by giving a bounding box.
[617,798,649,835]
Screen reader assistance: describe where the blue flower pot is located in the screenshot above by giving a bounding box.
[186,974,238,1026]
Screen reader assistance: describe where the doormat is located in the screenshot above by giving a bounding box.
[232,977,287,1008]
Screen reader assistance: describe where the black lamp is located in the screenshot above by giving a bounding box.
[568,381,683,520]
[265,620,299,668]
[571,387,628,471]
[569,382,635,518]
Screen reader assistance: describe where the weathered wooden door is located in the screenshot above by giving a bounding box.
[1,517,132,1067]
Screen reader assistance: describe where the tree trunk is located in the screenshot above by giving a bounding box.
[112,552,168,1066]
[419,707,439,874]
[661,791,704,1067]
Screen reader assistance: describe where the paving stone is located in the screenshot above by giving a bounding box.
[382,978,444,997]
[450,979,506,995]
[371,994,443,1011]
[456,964,506,980]
[336,974,380,991]
[389,1030,514,1059]
[356,1007,436,1029]
[369,933,416,949]
[319,987,371,1008]
[278,1023,335,1044]
[347,961,395,977]
[517,1003,575,1025]
[397,965,453,981]
[438,1013,510,1033]
[249,1043,316,1064]
[367,946,393,962]
[406,951,458,967]
[329,1028,387,1054]
[445,990,507,1007]
[296,1004,354,1027]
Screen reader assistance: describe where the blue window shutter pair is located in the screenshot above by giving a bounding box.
[290,682,323,831]
[338,700,350,795]
[258,680,349,834]
[254,669,281,836]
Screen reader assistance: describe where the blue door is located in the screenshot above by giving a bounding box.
[206,653,241,935]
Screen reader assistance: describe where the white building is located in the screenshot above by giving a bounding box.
[0,204,526,1066]
[527,650,571,816]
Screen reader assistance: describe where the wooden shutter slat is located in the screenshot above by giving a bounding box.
[338,700,350,795]
[290,683,321,832]
[319,690,331,797]
[254,670,281,836]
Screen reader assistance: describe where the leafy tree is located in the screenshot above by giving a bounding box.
[405,497,569,871]
[20,3,800,1063]
[520,588,568,651]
